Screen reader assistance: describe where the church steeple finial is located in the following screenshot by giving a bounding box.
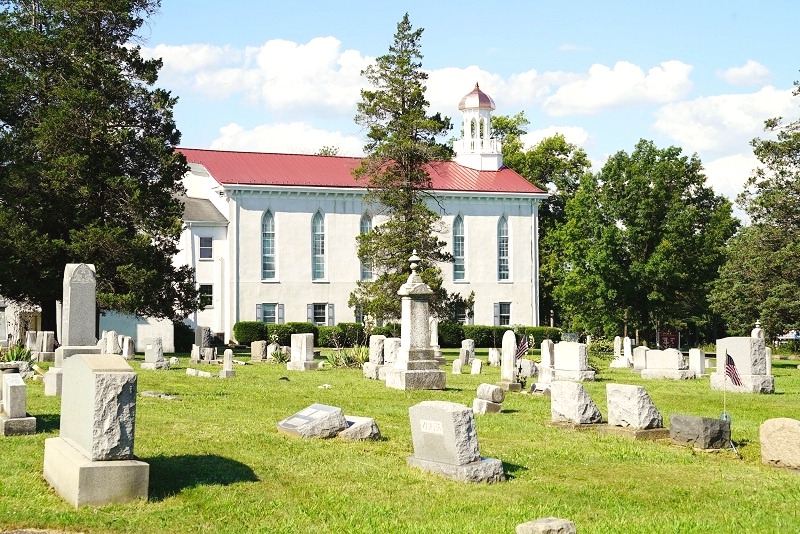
[453,83,502,171]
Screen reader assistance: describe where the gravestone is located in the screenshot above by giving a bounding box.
[606,383,663,430]
[407,400,504,483]
[44,264,102,397]
[516,518,577,534]
[760,418,800,470]
[385,253,445,390]
[623,336,632,365]
[339,415,382,441]
[250,340,268,362]
[362,335,386,379]
[43,354,148,507]
[26,332,37,352]
[632,346,649,371]
[104,330,122,354]
[518,359,536,379]
[532,339,556,393]
[429,317,444,363]
[459,339,475,367]
[613,336,622,359]
[471,359,482,375]
[220,349,235,378]
[487,348,500,367]
[473,383,504,414]
[120,336,135,360]
[497,330,521,391]
[0,373,36,435]
[688,348,706,377]
[710,337,774,393]
[195,326,213,349]
[610,335,630,368]
[287,333,319,371]
[670,414,730,450]
[553,342,595,381]
[276,404,348,439]
[266,343,282,361]
[641,348,694,379]
[550,381,602,425]
[383,337,401,366]
[452,360,463,374]
[141,338,168,370]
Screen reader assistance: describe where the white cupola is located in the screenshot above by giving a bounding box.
[453,83,503,171]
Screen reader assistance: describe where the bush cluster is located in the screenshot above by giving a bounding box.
[233,321,267,344]
[317,323,367,348]
[174,321,195,352]
[461,325,561,348]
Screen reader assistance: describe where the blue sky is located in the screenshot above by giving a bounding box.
[140,1,800,205]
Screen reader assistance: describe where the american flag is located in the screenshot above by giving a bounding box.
[725,352,743,387]
[515,334,529,360]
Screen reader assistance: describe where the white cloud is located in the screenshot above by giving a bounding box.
[703,153,758,201]
[522,126,591,149]
[210,122,365,156]
[145,37,372,114]
[557,43,591,52]
[543,60,693,115]
[719,60,770,86]
[653,86,796,155]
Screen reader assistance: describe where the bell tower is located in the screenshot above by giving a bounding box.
[453,83,503,171]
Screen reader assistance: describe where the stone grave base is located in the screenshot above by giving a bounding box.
[286,361,321,371]
[472,399,501,414]
[55,346,102,366]
[140,361,170,370]
[546,421,605,432]
[339,415,381,441]
[386,369,445,390]
[609,358,631,368]
[0,412,36,435]
[641,369,695,380]
[530,382,552,395]
[710,373,774,393]
[43,437,149,507]
[598,426,670,441]
[219,369,235,378]
[496,381,522,392]
[36,352,56,363]
[362,362,385,380]
[554,370,596,382]
[407,455,505,483]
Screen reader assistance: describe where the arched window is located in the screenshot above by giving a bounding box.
[497,215,509,280]
[312,211,325,280]
[360,214,373,280]
[262,210,276,279]
[453,215,465,280]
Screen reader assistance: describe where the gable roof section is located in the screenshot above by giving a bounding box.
[178,148,546,195]
[179,195,227,224]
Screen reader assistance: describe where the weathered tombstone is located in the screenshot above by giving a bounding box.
[266,343,281,361]
[601,383,668,440]
[487,347,501,367]
[623,336,633,365]
[550,381,602,425]
[516,518,577,534]
[250,340,268,362]
[169,356,179,366]
[532,339,556,393]
[287,333,319,371]
[120,336,135,360]
[688,348,706,377]
[429,317,444,363]
[473,383,504,414]
[641,348,694,379]
[362,335,386,379]
[497,330,521,391]
[105,330,122,354]
[610,335,630,368]
[201,347,216,362]
[471,359,482,375]
[452,359,463,374]
[220,349,236,378]
[632,346,649,371]
[43,354,148,506]
[407,400,504,482]
[42,331,55,352]
[385,253,445,390]
[459,339,475,367]
[339,415,382,441]
[141,338,168,370]
[25,331,38,353]
[613,336,622,359]
[34,331,45,352]
[276,403,348,439]
[518,358,536,379]
[553,342,595,381]
[0,373,36,435]
[44,264,102,396]
[669,414,730,450]
[190,344,201,363]
[760,418,800,470]
[195,326,213,349]
[710,337,774,393]
[383,337,401,366]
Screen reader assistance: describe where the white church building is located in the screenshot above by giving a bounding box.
[176,84,548,342]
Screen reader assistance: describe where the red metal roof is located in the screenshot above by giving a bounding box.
[177,148,546,195]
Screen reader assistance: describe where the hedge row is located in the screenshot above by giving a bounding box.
[233,321,561,349]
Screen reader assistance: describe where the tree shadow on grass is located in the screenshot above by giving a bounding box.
[501,461,528,480]
[34,413,60,434]
[146,454,260,501]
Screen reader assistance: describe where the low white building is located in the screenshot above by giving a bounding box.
[178,84,548,342]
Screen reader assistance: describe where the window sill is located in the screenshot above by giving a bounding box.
[453,279,469,284]
[198,258,214,262]
[312,280,330,284]
[261,279,280,283]
[498,280,514,284]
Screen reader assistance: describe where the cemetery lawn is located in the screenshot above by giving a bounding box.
[2,351,800,533]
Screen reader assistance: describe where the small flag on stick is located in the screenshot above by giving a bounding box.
[515,334,529,360]
[725,352,743,387]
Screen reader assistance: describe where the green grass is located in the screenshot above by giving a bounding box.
[2,350,800,533]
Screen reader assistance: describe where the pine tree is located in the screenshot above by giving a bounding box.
[0,0,199,329]
[348,13,471,322]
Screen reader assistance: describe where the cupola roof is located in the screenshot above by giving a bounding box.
[458,82,496,111]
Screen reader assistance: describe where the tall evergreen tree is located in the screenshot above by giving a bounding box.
[348,13,471,322]
[0,0,199,329]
